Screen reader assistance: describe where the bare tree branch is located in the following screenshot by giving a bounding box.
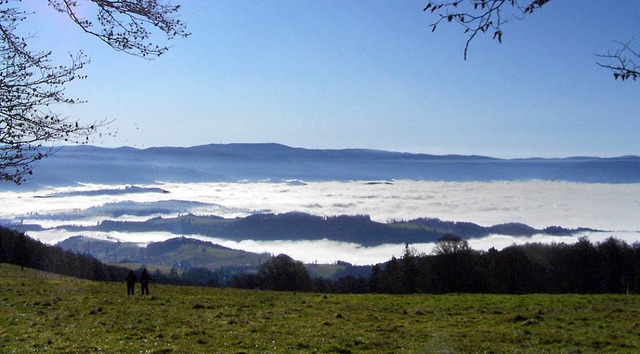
[597,41,640,81]
[424,0,639,82]
[47,0,190,58]
[424,0,548,59]
[1,0,187,183]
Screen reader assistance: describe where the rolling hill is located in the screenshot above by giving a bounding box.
[56,235,271,270]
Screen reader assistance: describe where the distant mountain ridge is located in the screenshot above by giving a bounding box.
[18,212,596,247]
[7,143,639,189]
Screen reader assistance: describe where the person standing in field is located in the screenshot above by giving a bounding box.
[125,270,137,296]
[140,268,153,295]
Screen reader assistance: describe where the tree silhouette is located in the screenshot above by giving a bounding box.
[257,254,311,291]
[596,42,640,81]
[47,0,188,58]
[0,0,188,183]
[432,234,471,255]
[424,0,638,81]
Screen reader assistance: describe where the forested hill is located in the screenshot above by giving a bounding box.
[7,143,639,188]
[56,235,271,270]
[38,213,595,247]
[0,226,128,282]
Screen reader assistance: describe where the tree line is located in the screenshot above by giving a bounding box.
[372,235,640,294]
[233,235,640,295]
[3,225,640,295]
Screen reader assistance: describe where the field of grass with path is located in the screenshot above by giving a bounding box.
[2,263,640,353]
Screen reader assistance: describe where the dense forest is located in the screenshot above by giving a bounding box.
[2,226,640,295]
[370,235,640,295]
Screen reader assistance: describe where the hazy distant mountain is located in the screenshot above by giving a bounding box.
[8,143,640,189]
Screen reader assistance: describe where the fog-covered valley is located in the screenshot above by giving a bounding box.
[1,144,638,265]
[2,178,639,265]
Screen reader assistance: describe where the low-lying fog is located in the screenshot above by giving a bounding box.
[2,180,639,265]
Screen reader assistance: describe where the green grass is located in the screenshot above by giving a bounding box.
[2,263,640,353]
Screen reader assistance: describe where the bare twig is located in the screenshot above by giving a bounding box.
[596,41,640,81]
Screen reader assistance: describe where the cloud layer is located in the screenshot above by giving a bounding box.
[2,180,639,264]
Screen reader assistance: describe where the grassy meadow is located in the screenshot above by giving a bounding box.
[1,264,640,353]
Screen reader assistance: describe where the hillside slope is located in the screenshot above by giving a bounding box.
[56,236,271,269]
[2,264,639,353]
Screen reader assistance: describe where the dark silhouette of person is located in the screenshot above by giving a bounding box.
[125,270,137,295]
[140,268,153,295]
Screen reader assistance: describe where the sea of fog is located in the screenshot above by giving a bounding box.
[1,180,639,265]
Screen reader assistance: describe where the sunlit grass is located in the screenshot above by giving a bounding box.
[2,263,640,352]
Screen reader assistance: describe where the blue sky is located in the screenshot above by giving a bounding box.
[24,1,640,157]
